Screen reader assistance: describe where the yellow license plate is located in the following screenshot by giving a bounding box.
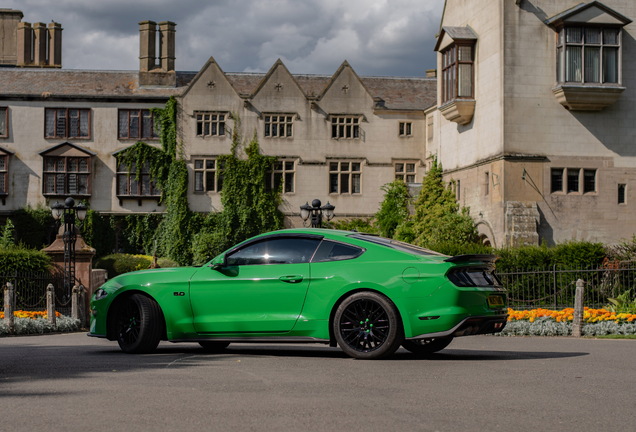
[488,295,504,307]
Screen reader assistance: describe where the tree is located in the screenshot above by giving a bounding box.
[394,158,479,249]
[375,179,410,238]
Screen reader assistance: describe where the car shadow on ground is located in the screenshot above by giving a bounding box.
[122,343,590,361]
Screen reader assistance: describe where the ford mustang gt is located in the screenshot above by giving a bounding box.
[89,229,507,359]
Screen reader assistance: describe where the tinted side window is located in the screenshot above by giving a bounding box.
[311,240,363,263]
[227,238,320,266]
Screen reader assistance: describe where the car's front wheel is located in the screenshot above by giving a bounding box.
[334,291,404,360]
[115,294,163,354]
[402,336,453,355]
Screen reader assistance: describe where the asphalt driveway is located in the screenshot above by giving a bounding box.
[0,333,634,432]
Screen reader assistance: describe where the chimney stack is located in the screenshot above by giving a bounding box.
[138,20,176,86]
[139,20,157,71]
[33,22,47,65]
[16,22,31,66]
[0,9,24,66]
[158,21,176,72]
[48,22,62,67]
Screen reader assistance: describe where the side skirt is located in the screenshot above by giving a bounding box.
[170,336,330,344]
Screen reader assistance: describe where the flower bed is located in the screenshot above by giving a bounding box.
[0,310,80,335]
[501,308,636,337]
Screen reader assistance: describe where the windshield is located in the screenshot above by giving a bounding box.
[348,234,447,257]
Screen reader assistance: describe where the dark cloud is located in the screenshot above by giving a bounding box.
[4,0,444,76]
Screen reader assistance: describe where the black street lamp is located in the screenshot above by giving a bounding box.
[51,197,88,294]
[300,199,335,228]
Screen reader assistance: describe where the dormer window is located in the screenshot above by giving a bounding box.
[546,1,631,111]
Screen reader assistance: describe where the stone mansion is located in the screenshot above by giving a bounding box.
[0,0,635,248]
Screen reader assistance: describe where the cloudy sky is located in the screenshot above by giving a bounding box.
[5,0,445,77]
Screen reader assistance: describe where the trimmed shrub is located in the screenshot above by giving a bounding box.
[10,204,56,249]
[0,247,52,274]
[94,254,150,278]
[328,218,377,234]
[93,254,179,278]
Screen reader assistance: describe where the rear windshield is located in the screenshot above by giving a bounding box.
[348,234,447,257]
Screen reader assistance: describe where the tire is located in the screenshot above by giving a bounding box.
[333,291,404,360]
[402,336,453,355]
[199,341,230,352]
[115,293,163,354]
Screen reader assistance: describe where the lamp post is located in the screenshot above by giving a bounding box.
[300,199,335,228]
[51,197,88,295]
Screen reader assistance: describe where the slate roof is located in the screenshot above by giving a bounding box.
[0,68,437,110]
[0,69,192,99]
[224,72,436,110]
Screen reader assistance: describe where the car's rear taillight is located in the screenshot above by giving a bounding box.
[448,267,502,288]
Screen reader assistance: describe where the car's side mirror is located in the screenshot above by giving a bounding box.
[210,262,224,270]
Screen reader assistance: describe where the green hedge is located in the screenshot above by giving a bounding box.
[0,247,52,274]
[427,240,607,272]
[93,254,178,278]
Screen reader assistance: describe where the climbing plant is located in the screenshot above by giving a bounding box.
[216,116,284,247]
[110,99,284,266]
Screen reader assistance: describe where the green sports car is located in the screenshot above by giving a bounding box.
[89,229,507,359]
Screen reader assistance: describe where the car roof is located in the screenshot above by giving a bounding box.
[253,228,448,261]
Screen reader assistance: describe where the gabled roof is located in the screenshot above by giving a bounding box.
[317,60,373,101]
[180,56,240,98]
[38,142,97,157]
[434,26,478,51]
[0,145,15,156]
[545,1,632,28]
[250,59,307,99]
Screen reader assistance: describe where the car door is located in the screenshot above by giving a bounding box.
[189,236,321,334]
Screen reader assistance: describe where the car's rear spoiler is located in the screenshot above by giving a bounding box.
[444,254,497,264]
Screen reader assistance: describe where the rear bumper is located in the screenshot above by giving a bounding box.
[406,315,508,341]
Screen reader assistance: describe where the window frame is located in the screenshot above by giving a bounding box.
[44,108,91,140]
[329,160,362,195]
[195,112,227,138]
[330,115,361,140]
[118,109,160,140]
[394,161,417,183]
[556,25,622,85]
[0,107,8,138]
[42,156,92,197]
[116,159,161,199]
[441,42,474,104]
[266,159,296,194]
[618,183,626,205]
[193,157,224,193]
[264,114,294,139]
[398,121,413,137]
[0,153,9,196]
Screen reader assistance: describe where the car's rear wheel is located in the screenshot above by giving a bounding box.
[115,294,163,354]
[402,336,453,355]
[199,341,230,352]
[334,291,404,360]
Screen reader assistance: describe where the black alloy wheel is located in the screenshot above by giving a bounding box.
[402,336,454,355]
[115,293,163,354]
[334,291,403,360]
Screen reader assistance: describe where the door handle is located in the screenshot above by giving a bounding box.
[279,275,304,283]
